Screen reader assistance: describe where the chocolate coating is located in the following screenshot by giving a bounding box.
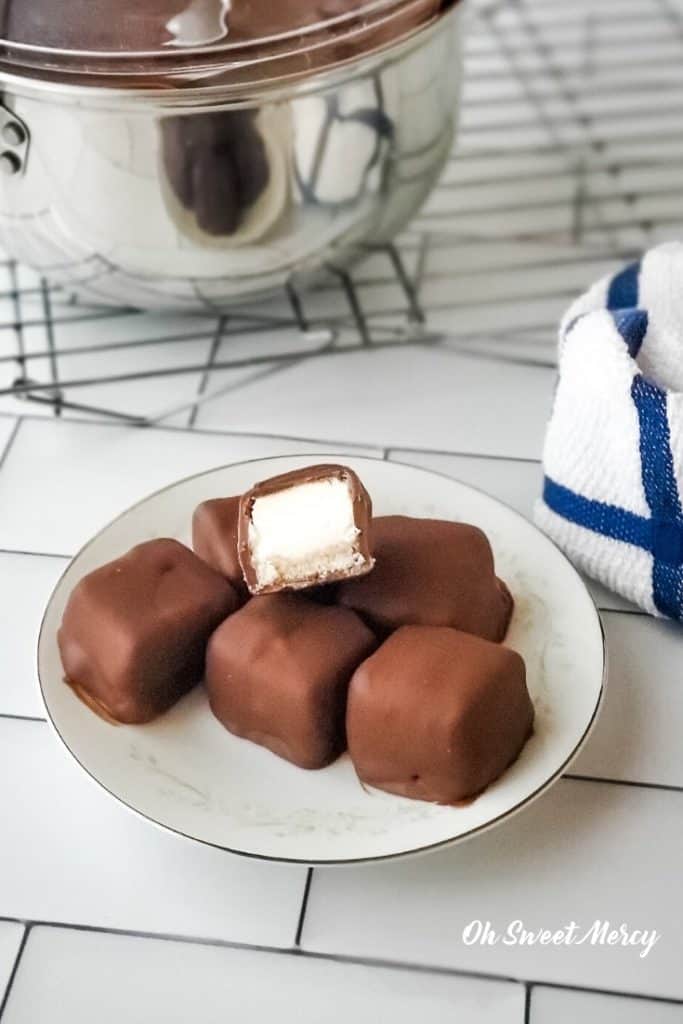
[2,1,190,50]
[206,593,377,769]
[238,464,374,595]
[1,0,458,90]
[2,1,438,51]
[337,515,513,642]
[347,626,534,804]
[192,495,249,601]
[58,539,238,725]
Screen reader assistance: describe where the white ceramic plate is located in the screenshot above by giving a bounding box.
[38,455,605,866]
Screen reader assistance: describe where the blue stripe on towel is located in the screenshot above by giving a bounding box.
[631,375,683,617]
[547,255,683,620]
[543,379,683,620]
[612,309,648,358]
[543,478,653,551]
[544,477,683,558]
[607,261,640,310]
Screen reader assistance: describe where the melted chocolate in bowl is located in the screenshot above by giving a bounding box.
[2,1,430,51]
[0,0,455,86]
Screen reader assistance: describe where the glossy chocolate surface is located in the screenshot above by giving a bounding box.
[192,494,249,600]
[206,592,377,769]
[347,625,534,804]
[58,539,238,725]
[238,464,374,595]
[1,1,425,52]
[1,0,458,90]
[337,515,513,641]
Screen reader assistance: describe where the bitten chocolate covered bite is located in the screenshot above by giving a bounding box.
[337,515,513,642]
[58,539,238,725]
[206,593,377,770]
[347,626,534,804]
[238,464,375,595]
[192,495,248,600]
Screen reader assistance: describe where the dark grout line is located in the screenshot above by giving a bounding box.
[294,869,314,949]
[0,714,47,724]
[1,408,554,466]
[525,979,683,1007]
[0,916,296,960]
[0,548,71,561]
[0,418,22,473]
[564,774,683,795]
[600,606,648,618]
[386,447,542,465]
[7,410,382,455]
[435,343,555,372]
[0,917,533,991]
[0,914,680,1007]
[0,924,31,1021]
[603,609,647,618]
[187,317,226,430]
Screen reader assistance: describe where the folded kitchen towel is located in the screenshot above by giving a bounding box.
[535,241,683,621]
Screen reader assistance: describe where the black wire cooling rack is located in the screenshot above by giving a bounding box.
[2,0,683,425]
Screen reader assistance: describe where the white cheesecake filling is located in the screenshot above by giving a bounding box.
[248,477,366,589]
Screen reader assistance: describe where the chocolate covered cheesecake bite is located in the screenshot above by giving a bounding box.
[337,515,513,642]
[206,593,377,770]
[192,495,248,600]
[58,539,238,725]
[347,626,534,804]
[238,464,375,595]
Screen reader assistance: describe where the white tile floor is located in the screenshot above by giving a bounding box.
[301,780,683,1000]
[0,418,380,557]
[529,987,683,1024]
[0,417,17,465]
[0,552,68,719]
[389,449,545,520]
[1,927,524,1024]
[0,0,682,1018]
[0,721,306,948]
[571,614,683,788]
[0,924,24,1010]
[194,347,555,458]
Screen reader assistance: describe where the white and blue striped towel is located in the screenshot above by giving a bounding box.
[535,241,683,621]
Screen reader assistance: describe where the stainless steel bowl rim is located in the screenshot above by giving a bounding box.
[0,8,462,311]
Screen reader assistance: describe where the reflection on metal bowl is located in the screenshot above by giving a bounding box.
[0,6,463,311]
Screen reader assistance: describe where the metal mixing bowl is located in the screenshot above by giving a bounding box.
[0,4,463,311]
